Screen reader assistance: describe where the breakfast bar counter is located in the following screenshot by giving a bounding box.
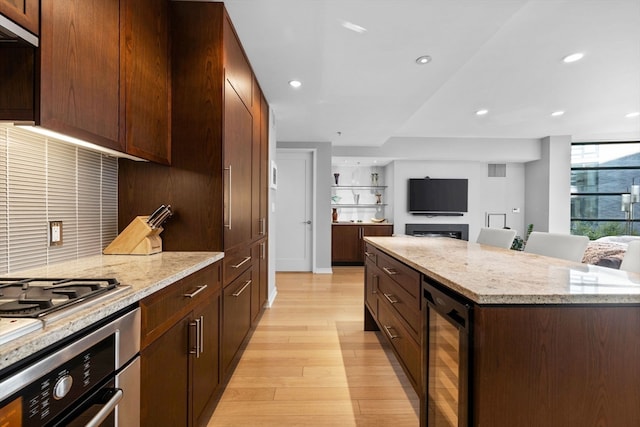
[363,235,640,427]
[365,235,640,304]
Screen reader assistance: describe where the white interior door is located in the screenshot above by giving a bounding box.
[276,150,313,271]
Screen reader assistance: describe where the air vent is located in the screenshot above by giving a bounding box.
[488,164,506,177]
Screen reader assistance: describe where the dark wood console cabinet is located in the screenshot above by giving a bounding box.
[332,223,392,265]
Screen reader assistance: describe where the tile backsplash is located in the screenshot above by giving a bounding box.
[0,124,118,274]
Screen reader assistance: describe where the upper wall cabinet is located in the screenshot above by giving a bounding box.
[121,0,171,164]
[0,0,171,164]
[39,0,122,151]
[0,0,39,35]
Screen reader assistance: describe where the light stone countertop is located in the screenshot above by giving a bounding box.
[0,251,223,372]
[365,235,640,305]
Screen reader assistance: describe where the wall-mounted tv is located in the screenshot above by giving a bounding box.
[408,178,468,214]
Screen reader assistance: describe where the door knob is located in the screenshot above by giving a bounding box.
[303,220,312,224]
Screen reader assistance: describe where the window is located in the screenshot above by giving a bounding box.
[571,141,640,239]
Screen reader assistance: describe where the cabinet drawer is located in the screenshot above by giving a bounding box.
[377,272,420,342]
[365,260,379,318]
[377,250,421,307]
[223,246,252,286]
[140,263,220,347]
[222,268,252,374]
[377,300,421,390]
[364,243,379,265]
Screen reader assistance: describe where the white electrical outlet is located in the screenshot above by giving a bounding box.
[49,221,63,246]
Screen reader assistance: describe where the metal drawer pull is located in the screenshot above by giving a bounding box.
[183,285,208,298]
[383,293,398,304]
[189,321,198,355]
[199,315,204,355]
[364,251,374,258]
[382,267,397,276]
[260,217,266,235]
[195,317,202,358]
[383,325,399,340]
[85,388,123,427]
[231,256,251,269]
[224,165,232,229]
[372,274,378,294]
[232,280,252,297]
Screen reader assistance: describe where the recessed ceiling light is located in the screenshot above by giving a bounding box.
[562,52,584,63]
[551,111,565,117]
[288,80,302,88]
[415,55,432,65]
[625,111,640,118]
[476,109,489,116]
[341,21,367,34]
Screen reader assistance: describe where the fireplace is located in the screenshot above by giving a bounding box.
[405,223,469,241]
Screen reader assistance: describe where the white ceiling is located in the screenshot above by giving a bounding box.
[224,0,640,147]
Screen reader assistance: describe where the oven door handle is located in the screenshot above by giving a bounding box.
[85,388,123,427]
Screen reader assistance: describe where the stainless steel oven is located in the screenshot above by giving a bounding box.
[0,307,140,426]
[423,276,471,427]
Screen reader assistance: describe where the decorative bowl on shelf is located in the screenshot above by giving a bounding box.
[370,218,386,223]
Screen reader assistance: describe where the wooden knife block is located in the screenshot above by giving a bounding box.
[103,216,163,255]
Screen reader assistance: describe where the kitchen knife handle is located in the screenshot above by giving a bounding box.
[224,165,232,230]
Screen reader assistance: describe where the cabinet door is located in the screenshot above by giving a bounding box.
[259,94,269,231]
[40,0,122,151]
[192,293,220,427]
[364,259,379,317]
[250,78,264,241]
[223,79,253,250]
[141,314,190,426]
[331,225,362,264]
[223,14,252,107]
[122,0,171,164]
[0,45,34,121]
[221,268,252,375]
[0,0,39,35]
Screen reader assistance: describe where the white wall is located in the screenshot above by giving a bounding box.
[525,135,572,233]
[389,160,525,240]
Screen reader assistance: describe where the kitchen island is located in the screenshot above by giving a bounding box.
[364,235,640,427]
[0,251,223,372]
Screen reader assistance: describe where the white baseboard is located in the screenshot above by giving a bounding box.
[313,267,333,274]
[266,287,278,307]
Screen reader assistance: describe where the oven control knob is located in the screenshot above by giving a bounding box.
[53,375,73,400]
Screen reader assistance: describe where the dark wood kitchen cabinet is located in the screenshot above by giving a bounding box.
[119,0,268,415]
[0,0,170,163]
[332,223,393,265]
[221,268,252,376]
[39,0,122,150]
[0,0,39,35]
[121,0,171,164]
[140,262,221,427]
[364,242,422,392]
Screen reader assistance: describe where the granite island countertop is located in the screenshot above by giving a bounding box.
[365,235,640,305]
[0,251,223,372]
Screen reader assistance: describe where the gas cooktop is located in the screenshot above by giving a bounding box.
[0,278,130,345]
[0,278,120,318]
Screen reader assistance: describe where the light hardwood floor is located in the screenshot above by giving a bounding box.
[208,266,420,426]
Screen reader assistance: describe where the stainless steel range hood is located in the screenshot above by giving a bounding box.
[0,13,38,47]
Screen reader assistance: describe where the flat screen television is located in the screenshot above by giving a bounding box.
[408,178,468,214]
